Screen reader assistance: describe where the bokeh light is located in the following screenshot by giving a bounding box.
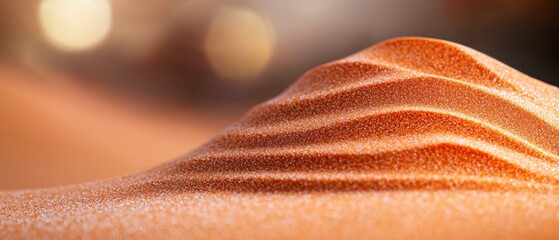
[38,0,112,51]
[204,5,275,81]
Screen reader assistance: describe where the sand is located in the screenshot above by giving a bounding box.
[2,37,559,239]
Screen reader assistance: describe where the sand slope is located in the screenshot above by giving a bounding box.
[2,37,559,239]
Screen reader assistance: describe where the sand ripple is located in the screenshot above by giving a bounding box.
[3,37,559,239]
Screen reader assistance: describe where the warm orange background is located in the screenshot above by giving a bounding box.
[0,67,234,189]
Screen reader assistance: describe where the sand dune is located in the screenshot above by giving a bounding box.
[2,37,559,239]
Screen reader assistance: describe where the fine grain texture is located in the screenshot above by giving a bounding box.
[2,37,559,239]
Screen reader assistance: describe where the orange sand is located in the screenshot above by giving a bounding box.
[2,37,559,239]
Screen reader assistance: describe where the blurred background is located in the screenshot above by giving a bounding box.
[0,0,557,190]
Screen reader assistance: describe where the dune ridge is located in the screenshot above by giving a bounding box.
[164,37,559,193]
[3,37,559,239]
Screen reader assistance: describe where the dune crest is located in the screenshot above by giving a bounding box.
[3,37,559,239]
[176,37,559,192]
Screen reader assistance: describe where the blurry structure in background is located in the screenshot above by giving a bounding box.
[0,0,557,189]
[3,0,558,103]
[38,0,112,52]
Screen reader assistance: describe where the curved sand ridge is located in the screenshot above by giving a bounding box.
[3,37,559,239]
[177,37,559,192]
